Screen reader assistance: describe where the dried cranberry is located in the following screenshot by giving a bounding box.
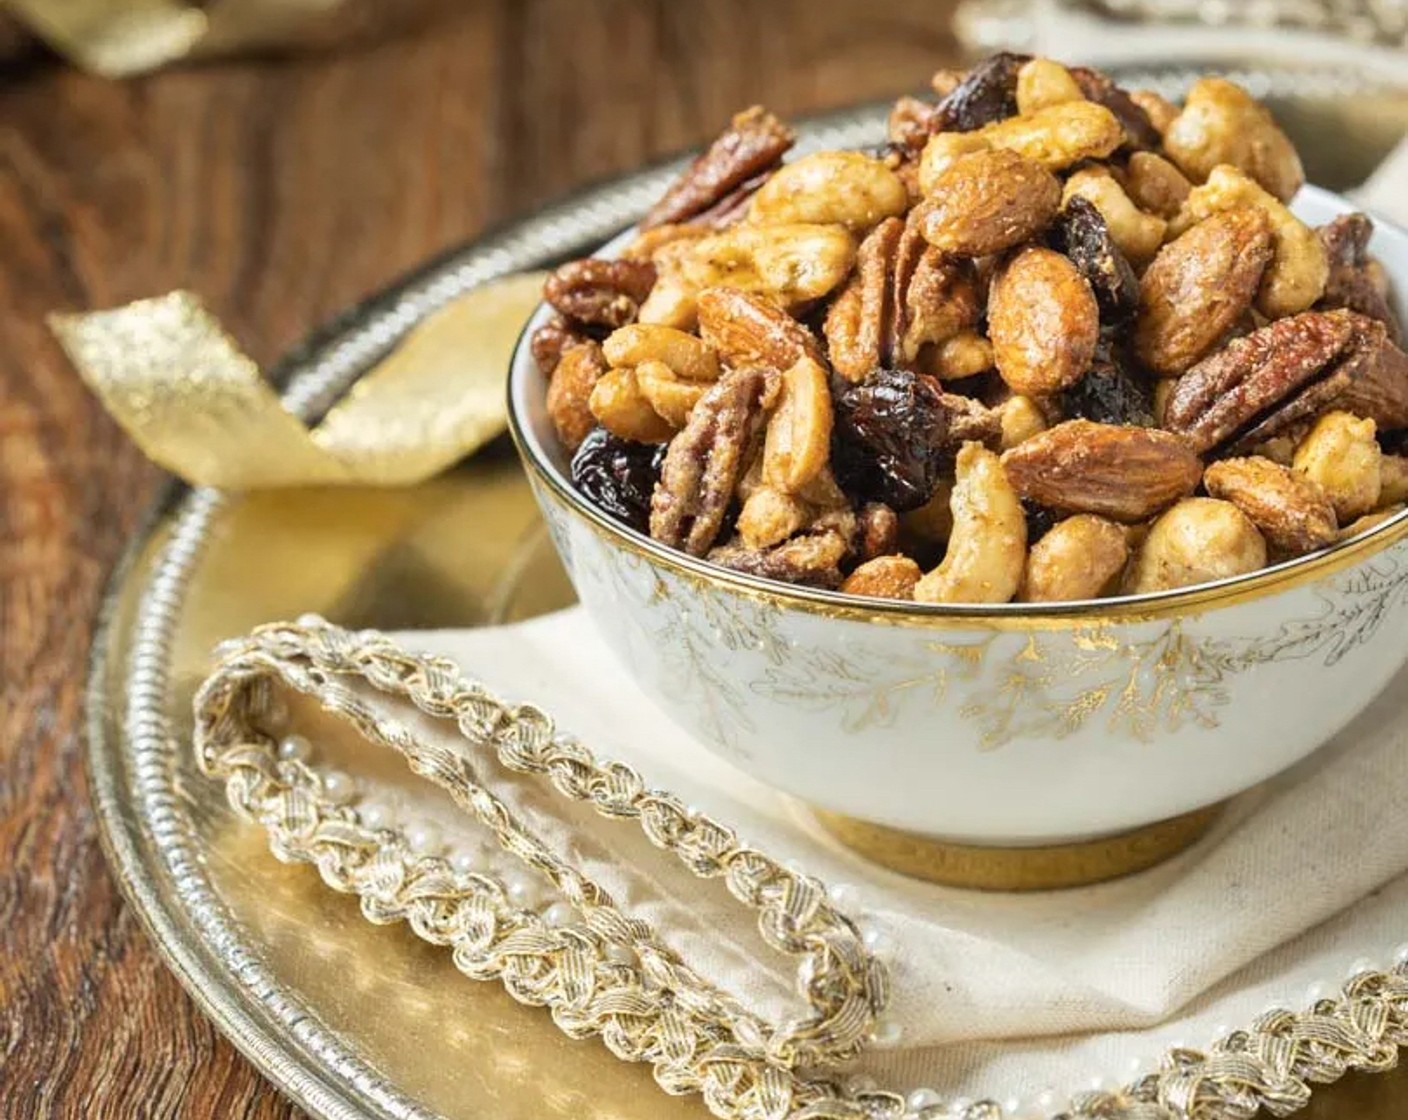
[1049,197,1138,324]
[1062,343,1155,427]
[569,427,665,533]
[934,52,1030,132]
[833,368,965,511]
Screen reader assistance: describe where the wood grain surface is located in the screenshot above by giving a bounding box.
[0,4,961,1116]
[3,4,1405,1118]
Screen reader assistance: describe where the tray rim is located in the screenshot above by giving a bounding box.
[82,71,1408,1120]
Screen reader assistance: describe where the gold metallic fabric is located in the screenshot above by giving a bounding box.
[49,277,545,490]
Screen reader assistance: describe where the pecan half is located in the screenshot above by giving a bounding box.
[650,367,771,555]
[547,340,608,451]
[933,51,1030,132]
[1000,420,1202,522]
[531,314,590,377]
[1163,309,1407,452]
[1135,207,1274,376]
[1203,456,1338,554]
[709,509,856,588]
[887,95,945,157]
[697,287,819,369]
[642,107,795,230]
[544,258,658,329]
[1317,213,1402,345]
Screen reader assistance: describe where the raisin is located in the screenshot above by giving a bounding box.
[1023,500,1060,544]
[1049,197,1138,324]
[570,427,665,533]
[1061,342,1155,427]
[833,368,984,511]
[934,52,1030,132]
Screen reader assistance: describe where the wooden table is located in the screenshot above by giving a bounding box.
[2,3,1405,1116]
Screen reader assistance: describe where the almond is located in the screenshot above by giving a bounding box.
[988,246,1099,396]
[1000,419,1203,522]
[916,148,1061,258]
[1135,207,1274,376]
[697,287,820,370]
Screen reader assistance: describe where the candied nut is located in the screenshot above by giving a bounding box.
[642,106,795,229]
[1122,152,1192,220]
[913,442,1027,604]
[1019,514,1129,601]
[1292,410,1381,522]
[897,235,981,363]
[1129,89,1179,137]
[547,340,609,451]
[1049,196,1139,322]
[531,315,588,378]
[933,51,1028,131]
[762,355,833,492]
[1338,505,1405,541]
[1001,419,1202,522]
[980,100,1124,172]
[841,555,922,600]
[1126,498,1267,593]
[709,508,856,588]
[917,132,994,196]
[589,366,676,443]
[1069,66,1162,150]
[544,258,657,329]
[929,330,994,380]
[888,95,946,155]
[833,368,1001,510]
[1135,207,1274,375]
[620,222,710,261]
[825,217,902,382]
[1062,167,1165,266]
[1173,165,1327,319]
[1317,213,1402,344]
[678,222,857,308]
[1153,377,1177,426]
[651,367,770,555]
[856,502,900,560]
[1016,58,1083,115]
[737,484,812,549]
[1164,78,1304,202]
[988,246,1099,396]
[1203,456,1337,554]
[1381,454,1408,505]
[998,394,1048,449]
[636,242,702,330]
[697,287,819,369]
[1163,310,1386,453]
[603,323,721,382]
[635,361,706,427]
[916,148,1060,257]
[749,151,908,232]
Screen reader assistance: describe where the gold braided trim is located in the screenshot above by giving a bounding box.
[193,619,1408,1120]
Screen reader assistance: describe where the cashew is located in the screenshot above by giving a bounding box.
[1171,165,1327,318]
[841,555,923,600]
[998,394,1048,449]
[637,239,705,330]
[1291,411,1381,523]
[603,324,721,381]
[1380,454,1408,506]
[1129,89,1179,137]
[917,132,993,197]
[588,366,676,443]
[749,151,908,232]
[737,485,813,550]
[901,479,954,544]
[1121,152,1192,220]
[929,329,995,380]
[979,100,1124,172]
[1019,514,1129,602]
[762,355,833,493]
[1063,167,1166,266]
[1016,58,1085,115]
[678,222,857,308]
[913,443,1027,604]
[1126,497,1267,593]
[635,361,706,428]
[1164,77,1304,202]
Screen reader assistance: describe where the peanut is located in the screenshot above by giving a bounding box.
[1126,497,1267,593]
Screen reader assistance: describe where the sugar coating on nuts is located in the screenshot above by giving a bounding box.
[840,555,923,600]
[749,151,908,232]
[1203,456,1338,555]
[1062,167,1165,266]
[1127,498,1268,593]
[917,148,1061,257]
[1020,514,1129,602]
[988,246,1099,395]
[1164,77,1304,202]
[1292,411,1382,523]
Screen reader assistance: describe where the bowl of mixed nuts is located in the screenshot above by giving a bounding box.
[507,53,1408,879]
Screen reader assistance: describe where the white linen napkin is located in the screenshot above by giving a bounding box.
[269,142,1408,1112]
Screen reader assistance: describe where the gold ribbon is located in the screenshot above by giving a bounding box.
[50,275,546,489]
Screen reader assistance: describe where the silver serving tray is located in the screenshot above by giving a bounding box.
[86,69,1408,1120]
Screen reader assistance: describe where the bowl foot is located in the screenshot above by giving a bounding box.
[813,804,1224,891]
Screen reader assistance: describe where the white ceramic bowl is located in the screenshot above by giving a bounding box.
[508,186,1408,866]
